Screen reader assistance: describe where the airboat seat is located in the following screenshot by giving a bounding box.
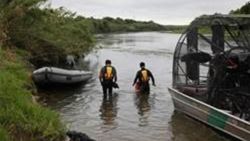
[176,85,207,96]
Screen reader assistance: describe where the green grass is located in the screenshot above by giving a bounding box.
[0,126,9,141]
[0,48,65,141]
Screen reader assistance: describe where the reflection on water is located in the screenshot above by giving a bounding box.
[170,112,230,141]
[100,93,119,125]
[134,94,151,127]
[42,32,231,141]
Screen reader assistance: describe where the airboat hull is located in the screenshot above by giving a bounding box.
[168,87,250,141]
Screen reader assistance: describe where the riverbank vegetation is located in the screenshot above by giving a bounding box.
[0,0,79,140]
[1,0,95,68]
[0,47,65,141]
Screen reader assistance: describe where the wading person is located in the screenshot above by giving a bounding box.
[99,60,117,99]
[133,62,155,94]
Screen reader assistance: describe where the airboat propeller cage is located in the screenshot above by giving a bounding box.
[173,14,250,87]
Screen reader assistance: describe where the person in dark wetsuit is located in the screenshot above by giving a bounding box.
[99,60,117,99]
[133,62,155,93]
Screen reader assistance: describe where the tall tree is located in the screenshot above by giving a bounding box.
[230,2,250,14]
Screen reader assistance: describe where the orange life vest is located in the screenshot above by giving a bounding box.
[141,70,149,82]
[104,66,113,80]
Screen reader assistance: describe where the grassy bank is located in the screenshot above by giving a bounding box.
[0,47,65,141]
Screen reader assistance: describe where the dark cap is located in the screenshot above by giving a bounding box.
[105,59,111,64]
[140,62,145,67]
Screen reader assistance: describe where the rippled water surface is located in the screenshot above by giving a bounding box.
[43,32,230,141]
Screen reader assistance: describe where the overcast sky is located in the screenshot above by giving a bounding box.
[50,0,249,25]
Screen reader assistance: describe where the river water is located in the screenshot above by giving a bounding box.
[43,32,230,141]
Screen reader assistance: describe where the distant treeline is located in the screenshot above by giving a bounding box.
[75,16,186,33]
[77,16,166,33]
[163,25,187,33]
[230,2,250,14]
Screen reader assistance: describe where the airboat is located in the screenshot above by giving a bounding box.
[168,14,250,141]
